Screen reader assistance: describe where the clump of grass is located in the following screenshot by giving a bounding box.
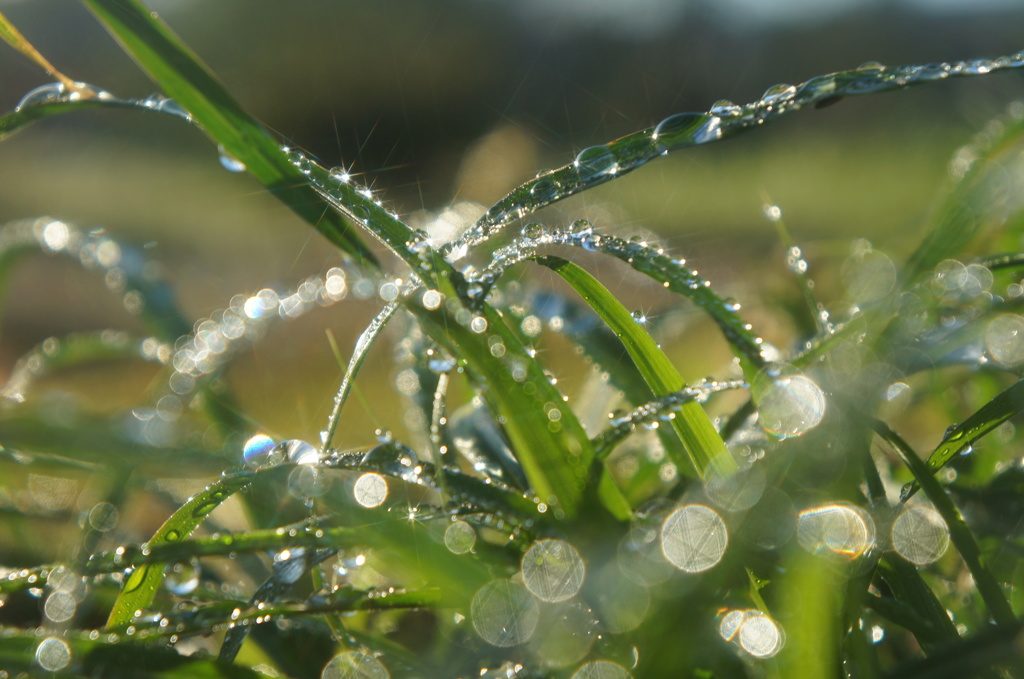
[1,2,1024,677]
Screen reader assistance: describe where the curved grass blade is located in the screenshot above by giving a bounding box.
[902,379,1024,501]
[105,471,254,628]
[882,616,1024,679]
[77,0,377,266]
[536,255,734,478]
[871,420,1015,626]
[453,51,1024,252]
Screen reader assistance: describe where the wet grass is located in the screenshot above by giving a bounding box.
[1,2,1024,677]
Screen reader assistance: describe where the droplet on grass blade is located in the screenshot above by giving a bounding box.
[444,521,476,554]
[752,367,826,439]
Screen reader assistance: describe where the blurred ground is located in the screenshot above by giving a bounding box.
[0,0,1022,444]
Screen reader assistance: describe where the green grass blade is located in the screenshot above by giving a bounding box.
[105,471,254,628]
[536,255,734,478]
[78,0,377,266]
[872,420,1016,626]
[902,379,1024,500]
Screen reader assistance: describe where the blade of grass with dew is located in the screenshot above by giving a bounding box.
[77,0,377,266]
[453,51,1024,252]
[105,471,254,628]
[75,0,605,519]
[902,379,1024,501]
[872,420,1016,626]
[536,255,734,479]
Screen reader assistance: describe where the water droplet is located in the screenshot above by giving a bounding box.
[471,579,539,647]
[709,99,742,117]
[752,367,826,439]
[353,473,388,508]
[720,609,784,658]
[761,83,797,105]
[36,637,71,671]
[530,178,559,203]
[243,434,277,468]
[842,248,896,303]
[571,661,632,679]
[521,222,544,239]
[630,310,647,325]
[985,314,1024,367]
[527,600,597,668]
[444,521,476,554]
[164,561,200,595]
[763,204,782,222]
[44,591,76,623]
[892,505,949,566]
[521,539,585,603]
[328,166,352,184]
[88,502,119,531]
[321,651,390,679]
[280,439,319,465]
[661,504,728,572]
[217,145,246,173]
[574,145,618,180]
[288,465,329,499]
[652,113,721,151]
[421,289,443,310]
[797,503,875,558]
[704,464,765,512]
[470,316,488,333]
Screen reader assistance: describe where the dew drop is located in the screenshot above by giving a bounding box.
[421,289,443,310]
[661,504,728,572]
[521,539,585,603]
[328,166,352,184]
[281,439,319,465]
[164,561,200,595]
[752,367,826,439]
[530,179,559,203]
[35,637,71,672]
[652,113,721,151]
[217,145,246,173]
[842,248,896,303]
[242,434,277,468]
[709,99,742,117]
[630,310,647,325]
[574,145,618,180]
[321,651,389,679]
[761,83,797,105]
[444,521,476,554]
[470,316,488,334]
[891,505,949,566]
[797,503,875,558]
[16,82,66,110]
[985,314,1024,367]
[44,591,76,623]
[471,579,540,647]
[353,473,388,508]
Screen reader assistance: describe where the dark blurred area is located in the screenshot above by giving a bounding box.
[0,0,1021,437]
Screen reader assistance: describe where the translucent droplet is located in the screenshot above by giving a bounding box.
[570,660,632,679]
[630,310,647,324]
[17,82,66,110]
[164,561,200,595]
[470,316,488,333]
[574,145,618,180]
[661,504,728,572]
[44,591,76,623]
[421,289,442,310]
[88,502,119,531]
[761,83,797,105]
[797,503,875,558]
[530,179,559,203]
[752,367,826,439]
[217,145,246,173]
[35,637,71,672]
[243,434,277,468]
[527,600,597,669]
[709,99,742,117]
[321,651,389,679]
[282,439,319,465]
[763,204,782,222]
[738,611,784,658]
[353,473,388,508]
[288,465,330,499]
[842,248,896,303]
[328,166,352,184]
[652,113,721,151]
[985,314,1024,367]
[521,539,585,603]
[521,222,544,239]
[617,522,674,586]
[704,464,765,512]
[444,521,476,554]
[892,506,949,566]
[471,579,540,647]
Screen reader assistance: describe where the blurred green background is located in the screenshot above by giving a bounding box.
[0,0,1022,446]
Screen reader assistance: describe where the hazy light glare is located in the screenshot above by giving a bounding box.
[797,503,875,558]
[661,504,728,572]
[892,505,950,566]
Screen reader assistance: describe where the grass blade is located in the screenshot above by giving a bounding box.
[536,255,734,478]
[105,471,254,628]
[78,0,377,266]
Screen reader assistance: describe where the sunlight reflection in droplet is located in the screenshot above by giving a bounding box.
[35,637,71,672]
[571,660,632,679]
[444,521,476,555]
[797,503,875,558]
[719,609,784,658]
[471,579,539,647]
[521,539,585,602]
[661,504,728,572]
[753,367,826,439]
[353,473,388,508]
[985,314,1024,367]
[892,505,950,566]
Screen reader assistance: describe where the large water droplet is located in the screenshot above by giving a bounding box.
[35,637,71,672]
[752,367,826,439]
[43,591,76,623]
[353,473,388,508]
[243,434,277,468]
[761,83,797,105]
[444,521,476,554]
[571,660,632,679]
[985,314,1024,367]
[891,505,949,566]
[281,439,319,465]
[661,504,728,572]
[471,579,539,647]
[709,99,742,117]
[217,145,246,173]
[652,113,721,151]
[574,145,618,180]
[164,561,200,595]
[530,178,559,203]
[521,539,585,603]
